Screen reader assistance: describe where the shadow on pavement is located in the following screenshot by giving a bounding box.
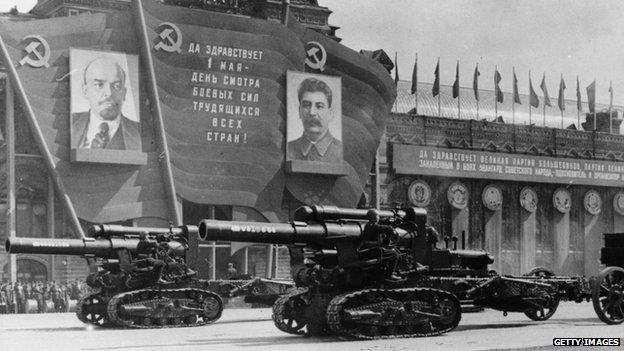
[81,335,348,350]
[5,327,90,332]
[456,317,606,332]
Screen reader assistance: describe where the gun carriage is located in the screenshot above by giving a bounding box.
[198,205,624,339]
[5,225,223,328]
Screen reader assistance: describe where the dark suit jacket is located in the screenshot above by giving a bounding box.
[71,112,141,150]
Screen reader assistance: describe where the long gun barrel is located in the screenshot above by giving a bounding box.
[6,225,196,258]
[88,224,197,238]
[5,237,142,258]
[198,206,427,248]
[198,220,366,248]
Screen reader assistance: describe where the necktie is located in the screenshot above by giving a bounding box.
[91,123,110,149]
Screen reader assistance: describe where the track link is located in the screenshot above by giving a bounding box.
[107,288,223,329]
[326,287,461,339]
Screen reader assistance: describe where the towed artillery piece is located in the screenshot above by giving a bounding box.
[198,205,624,339]
[5,225,223,328]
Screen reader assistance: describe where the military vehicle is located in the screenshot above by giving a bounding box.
[198,205,624,339]
[6,225,223,328]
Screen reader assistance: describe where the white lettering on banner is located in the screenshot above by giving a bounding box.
[193,101,260,117]
[397,145,624,187]
[206,131,247,144]
[183,41,265,145]
[192,86,234,100]
[191,72,218,84]
[204,45,264,61]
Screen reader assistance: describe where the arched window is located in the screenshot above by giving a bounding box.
[3,258,47,282]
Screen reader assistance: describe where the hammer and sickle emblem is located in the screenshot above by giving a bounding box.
[304,41,326,71]
[154,22,182,53]
[19,35,50,68]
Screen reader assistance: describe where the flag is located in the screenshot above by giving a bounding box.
[576,76,582,111]
[410,54,418,94]
[587,80,596,113]
[432,59,440,97]
[529,76,539,108]
[609,81,613,109]
[513,71,521,104]
[494,69,503,103]
[540,73,552,107]
[558,76,566,111]
[452,61,459,98]
[473,63,480,101]
[394,52,399,85]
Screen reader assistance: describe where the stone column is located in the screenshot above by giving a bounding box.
[484,210,502,272]
[519,187,538,274]
[583,190,603,276]
[482,185,503,273]
[448,182,470,249]
[553,188,571,274]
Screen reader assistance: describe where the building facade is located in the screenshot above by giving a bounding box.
[1,0,393,282]
[2,0,623,284]
[383,81,624,276]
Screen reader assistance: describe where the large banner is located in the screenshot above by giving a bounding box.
[393,144,624,187]
[0,13,171,223]
[141,0,395,220]
[0,0,396,223]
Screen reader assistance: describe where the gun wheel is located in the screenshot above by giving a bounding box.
[521,267,559,321]
[592,266,624,325]
[272,288,308,335]
[76,294,112,327]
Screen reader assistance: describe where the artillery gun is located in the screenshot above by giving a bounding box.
[5,225,223,328]
[198,205,624,339]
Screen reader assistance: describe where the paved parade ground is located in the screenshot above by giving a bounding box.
[0,302,622,351]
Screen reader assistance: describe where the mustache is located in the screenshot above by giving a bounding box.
[98,99,117,106]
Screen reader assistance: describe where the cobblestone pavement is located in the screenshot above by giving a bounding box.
[0,302,622,351]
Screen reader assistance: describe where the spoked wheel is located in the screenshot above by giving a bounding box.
[524,297,559,321]
[199,292,223,323]
[76,294,111,327]
[522,267,559,321]
[592,266,624,325]
[272,289,308,335]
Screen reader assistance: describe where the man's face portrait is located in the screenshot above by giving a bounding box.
[70,49,142,156]
[286,72,343,166]
[299,90,334,142]
[82,58,127,121]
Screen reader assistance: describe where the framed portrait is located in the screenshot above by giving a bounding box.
[69,48,146,165]
[286,70,348,175]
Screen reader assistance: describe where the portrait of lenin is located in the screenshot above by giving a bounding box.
[70,49,141,152]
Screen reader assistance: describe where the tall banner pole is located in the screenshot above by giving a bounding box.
[0,35,85,238]
[5,70,17,282]
[476,63,479,119]
[609,80,613,134]
[577,76,581,128]
[494,65,498,120]
[134,0,182,225]
[560,73,564,129]
[457,60,460,119]
[529,70,532,125]
[512,67,516,124]
[414,53,418,115]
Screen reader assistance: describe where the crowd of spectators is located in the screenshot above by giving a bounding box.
[0,280,91,314]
